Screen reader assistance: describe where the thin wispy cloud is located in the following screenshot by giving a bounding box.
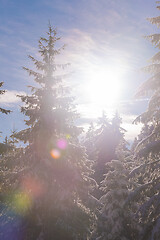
[0,90,25,106]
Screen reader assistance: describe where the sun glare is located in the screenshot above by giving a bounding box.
[85,65,126,108]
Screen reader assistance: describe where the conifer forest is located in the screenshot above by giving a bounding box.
[1,1,160,240]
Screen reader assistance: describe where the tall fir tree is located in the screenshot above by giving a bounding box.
[1,25,95,240]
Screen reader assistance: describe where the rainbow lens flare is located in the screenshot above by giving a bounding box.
[12,192,32,215]
[50,148,61,159]
[22,177,44,199]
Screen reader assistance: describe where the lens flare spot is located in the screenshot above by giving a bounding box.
[50,149,61,159]
[66,134,71,139]
[12,192,31,215]
[22,177,44,198]
[0,204,22,240]
[57,139,67,149]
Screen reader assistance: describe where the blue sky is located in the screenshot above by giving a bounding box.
[0,0,159,141]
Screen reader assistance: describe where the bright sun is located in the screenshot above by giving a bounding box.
[85,65,125,108]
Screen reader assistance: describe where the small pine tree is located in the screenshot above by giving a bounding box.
[0,136,13,156]
[84,122,97,166]
[111,111,126,145]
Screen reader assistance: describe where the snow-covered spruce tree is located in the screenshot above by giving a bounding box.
[0,132,23,192]
[91,111,126,199]
[128,2,160,239]
[0,130,24,240]
[7,26,95,240]
[90,160,138,240]
[134,0,160,154]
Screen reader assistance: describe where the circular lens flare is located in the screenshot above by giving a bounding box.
[22,177,44,198]
[57,139,67,149]
[66,134,71,139]
[50,149,61,159]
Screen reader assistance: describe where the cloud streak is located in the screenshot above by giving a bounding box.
[0,90,25,106]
